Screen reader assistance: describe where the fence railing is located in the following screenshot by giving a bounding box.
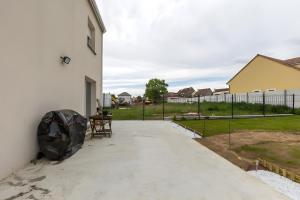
[108,93,299,120]
[167,92,300,109]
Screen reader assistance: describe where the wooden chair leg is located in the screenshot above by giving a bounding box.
[109,123,112,138]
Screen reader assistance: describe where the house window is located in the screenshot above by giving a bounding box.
[87,18,96,54]
[252,89,261,93]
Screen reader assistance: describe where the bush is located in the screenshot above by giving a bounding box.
[207,105,220,111]
[180,116,187,121]
[270,105,292,114]
[236,102,253,110]
[295,108,300,115]
[172,115,177,121]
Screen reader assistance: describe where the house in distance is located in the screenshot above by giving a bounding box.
[213,88,230,95]
[193,88,213,97]
[177,87,195,98]
[227,54,300,94]
[118,92,132,105]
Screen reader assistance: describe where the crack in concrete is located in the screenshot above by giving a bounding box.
[27,194,39,200]
[29,176,46,183]
[3,185,50,200]
[31,185,50,195]
[4,188,33,200]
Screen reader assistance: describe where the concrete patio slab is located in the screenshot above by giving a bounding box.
[0,121,288,200]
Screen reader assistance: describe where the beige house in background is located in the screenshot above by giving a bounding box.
[118,92,132,105]
[0,0,105,179]
[227,54,300,93]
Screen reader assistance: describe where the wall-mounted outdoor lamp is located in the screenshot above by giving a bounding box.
[60,56,71,64]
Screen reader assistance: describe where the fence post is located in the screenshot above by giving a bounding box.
[143,98,145,121]
[284,90,287,106]
[203,118,206,137]
[102,93,105,110]
[228,119,231,149]
[198,95,200,119]
[162,94,165,120]
[224,94,226,103]
[231,94,234,119]
[263,92,266,116]
[293,94,295,114]
[246,92,249,103]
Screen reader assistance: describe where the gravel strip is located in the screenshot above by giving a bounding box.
[169,122,201,139]
[248,170,300,200]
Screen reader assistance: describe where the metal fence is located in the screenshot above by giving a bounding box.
[108,93,299,120]
[167,90,300,108]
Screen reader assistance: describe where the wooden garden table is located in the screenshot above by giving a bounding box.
[89,114,112,138]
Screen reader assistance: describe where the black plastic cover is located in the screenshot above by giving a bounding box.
[37,110,87,160]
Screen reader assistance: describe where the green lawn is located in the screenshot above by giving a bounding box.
[176,115,300,137]
[234,143,300,166]
[179,115,300,175]
[109,102,295,120]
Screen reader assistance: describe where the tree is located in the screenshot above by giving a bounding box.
[111,94,117,100]
[145,78,168,103]
[136,96,143,103]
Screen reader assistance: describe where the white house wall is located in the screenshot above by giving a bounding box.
[0,0,104,179]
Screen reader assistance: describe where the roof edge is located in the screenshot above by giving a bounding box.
[226,54,260,84]
[89,0,106,33]
[118,92,131,96]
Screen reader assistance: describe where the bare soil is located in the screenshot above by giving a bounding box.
[195,131,300,175]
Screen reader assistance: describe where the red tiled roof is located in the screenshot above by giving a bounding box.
[165,92,178,98]
[282,57,300,68]
[193,88,213,97]
[259,54,300,70]
[214,88,229,93]
[177,87,195,98]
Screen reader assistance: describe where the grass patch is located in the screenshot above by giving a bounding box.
[234,143,300,168]
[290,148,300,162]
[176,115,300,137]
[190,116,300,175]
[236,145,268,153]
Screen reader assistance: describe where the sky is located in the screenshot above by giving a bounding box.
[96,0,300,96]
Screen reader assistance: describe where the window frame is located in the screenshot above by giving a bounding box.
[87,17,97,55]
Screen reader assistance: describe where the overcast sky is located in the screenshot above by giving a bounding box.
[96,0,300,96]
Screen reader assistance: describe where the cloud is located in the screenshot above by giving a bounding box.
[96,0,300,96]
